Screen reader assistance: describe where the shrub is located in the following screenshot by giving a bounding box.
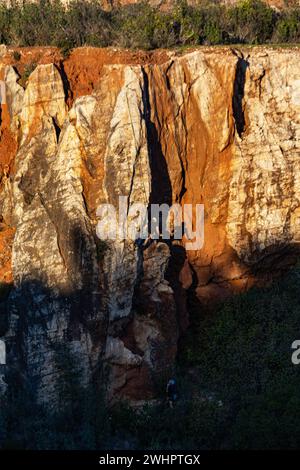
[18,62,37,88]
[179,262,300,448]
[0,5,12,44]
[273,8,300,43]
[227,0,277,44]
[12,50,21,61]
[112,3,157,49]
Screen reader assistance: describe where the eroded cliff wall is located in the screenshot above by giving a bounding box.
[0,46,299,405]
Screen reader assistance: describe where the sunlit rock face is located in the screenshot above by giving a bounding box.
[0,46,299,405]
[145,49,300,305]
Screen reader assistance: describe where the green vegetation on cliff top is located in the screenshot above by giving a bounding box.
[0,0,300,51]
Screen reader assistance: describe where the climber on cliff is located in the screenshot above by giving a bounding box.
[166,378,177,408]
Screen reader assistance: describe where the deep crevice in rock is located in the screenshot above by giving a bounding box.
[232,54,249,137]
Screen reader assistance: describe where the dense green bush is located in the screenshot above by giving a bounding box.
[0,0,299,50]
[108,397,230,450]
[273,8,300,43]
[179,263,300,448]
[227,0,276,43]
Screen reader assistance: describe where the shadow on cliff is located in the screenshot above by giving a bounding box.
[177,240,300,357]
[232,52,249,137]
[141,69,191,338]
[0,222,108,411]
[142,69,172,207]
[0,216,190,449]
[0,228,300,449]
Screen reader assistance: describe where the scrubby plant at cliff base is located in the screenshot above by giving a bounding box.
[0,346,111,450]
[179,262,300,449]
[1,263,300,449]
[18,61,37,88]
[0,0,300,50]
[272,7,300,43]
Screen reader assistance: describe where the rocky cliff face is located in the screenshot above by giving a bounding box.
[0,46,299,406]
